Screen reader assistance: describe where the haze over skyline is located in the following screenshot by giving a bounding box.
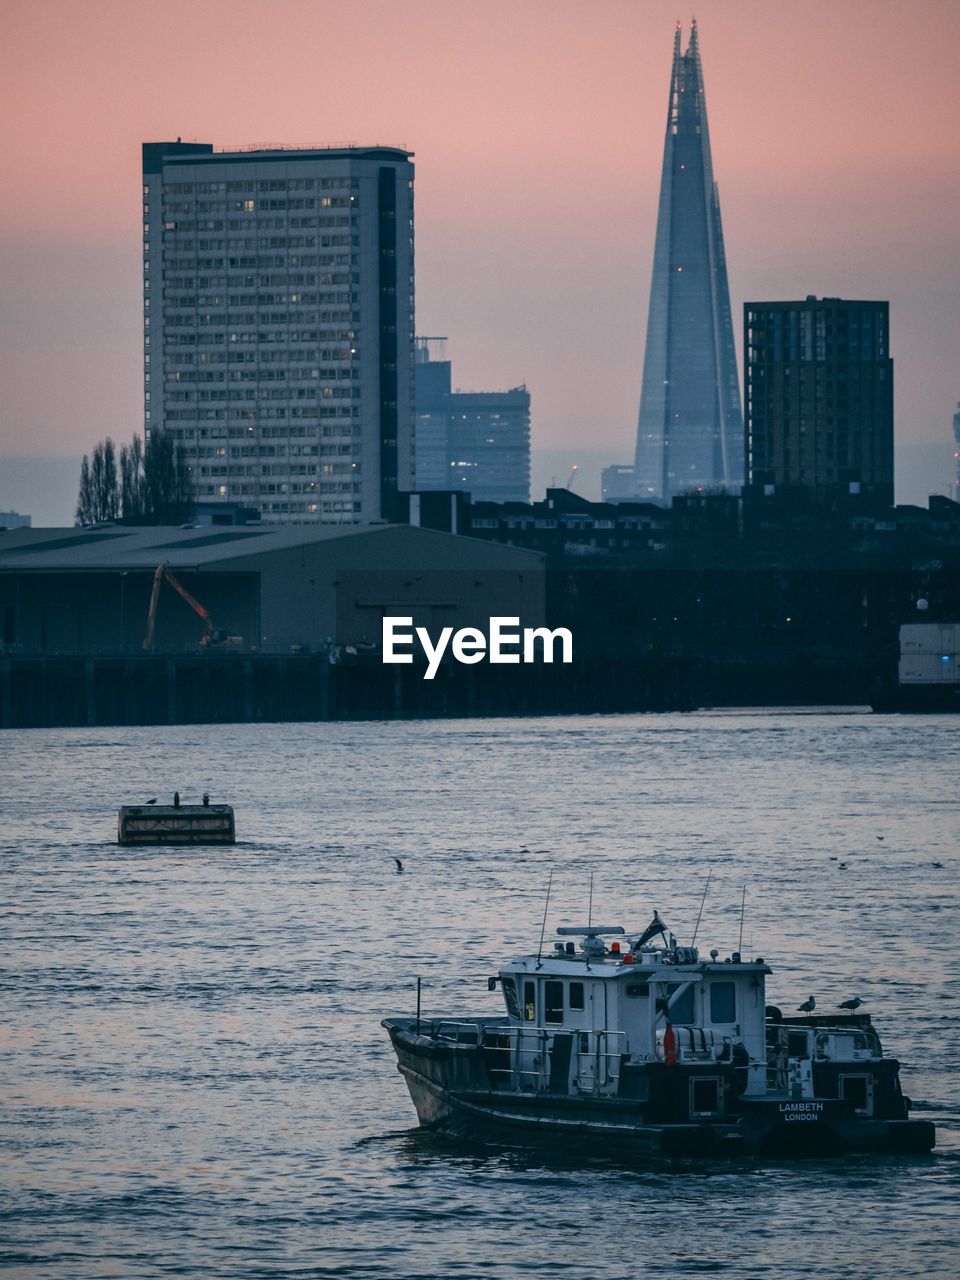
[1,0,958,511]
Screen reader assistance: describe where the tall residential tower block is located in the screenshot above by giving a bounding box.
[744,296,894,506]
[142,142,415,522]
[633,21,743,501]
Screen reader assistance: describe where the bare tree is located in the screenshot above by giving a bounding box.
[75,454,95,526]
[120,434,144,521]
[75,439,120,525]
[77,430,192,526]
[143,429,193,524]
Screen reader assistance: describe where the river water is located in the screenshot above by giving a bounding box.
[1,710,958,1279]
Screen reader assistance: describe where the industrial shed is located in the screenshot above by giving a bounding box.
[0,524,544,655]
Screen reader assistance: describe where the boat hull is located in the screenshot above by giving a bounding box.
[384,1020,935,1158]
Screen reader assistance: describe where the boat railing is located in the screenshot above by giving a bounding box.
[480,1024,550,1091]
[575,1029,628,1095]
[479,1025,629,1096]
[433,1020,484,1046]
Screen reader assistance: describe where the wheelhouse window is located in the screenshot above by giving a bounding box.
[569,981,585,1011]
[709,981,736,1023]
[545,981,563,1024]
[666,983,696,1025]
[502,976,520,1020]
[523,980,536,1022]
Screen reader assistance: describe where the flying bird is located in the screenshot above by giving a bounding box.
[838,997,864,1011]
[394,858,404,873]
[932,861,944,869]
[876,836,885,841]
[829,856,838,861]
[797,996,816,1013]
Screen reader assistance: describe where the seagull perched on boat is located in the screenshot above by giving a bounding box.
[394,858,404,874]
[838,997,864,1011]
[797,996,816,1013]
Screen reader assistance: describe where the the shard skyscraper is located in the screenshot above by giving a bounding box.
[633,20,743,500]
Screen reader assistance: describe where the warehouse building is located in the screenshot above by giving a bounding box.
[0,524,544,656]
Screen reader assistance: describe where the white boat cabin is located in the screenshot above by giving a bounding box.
[496,925,770,1096]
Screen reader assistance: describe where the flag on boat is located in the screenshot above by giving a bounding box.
[634,911,668,948]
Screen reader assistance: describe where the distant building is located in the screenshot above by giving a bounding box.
[0,512,31,530]
[142,141,415,523]
[633,21,743,501]
[744,296,894,507]
[414,341,530,503]
[953,401,960,503]
[414,337,452,490]
[601,465,637,503]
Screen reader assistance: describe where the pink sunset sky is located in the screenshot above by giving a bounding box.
[1,0,958,511]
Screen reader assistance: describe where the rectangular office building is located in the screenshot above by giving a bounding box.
[413,339,530,504]
[143,141,415,522]
[745,296,893,506]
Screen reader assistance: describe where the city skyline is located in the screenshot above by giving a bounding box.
[1,0,959,514]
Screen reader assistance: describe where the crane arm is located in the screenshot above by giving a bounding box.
[161,569,214,640]
[142,563,214,650]
[143,564,164,650]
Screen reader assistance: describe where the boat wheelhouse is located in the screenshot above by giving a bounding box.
[382,916,934,1157]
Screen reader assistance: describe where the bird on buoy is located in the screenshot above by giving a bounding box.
[838,997,863,1011]
[797,995,816,1013]
[146,797,157,805]
[394,857,404,873]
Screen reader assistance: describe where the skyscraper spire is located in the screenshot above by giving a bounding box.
[633,22,742,500]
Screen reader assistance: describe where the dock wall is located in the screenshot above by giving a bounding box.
[0,647,877,730]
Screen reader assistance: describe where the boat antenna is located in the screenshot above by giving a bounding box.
[536,869,554,970]
[737,885,747,954]
[691,871,711,946]
[588,870,594,927]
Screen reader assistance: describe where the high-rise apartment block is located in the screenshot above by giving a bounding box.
[142,141,414,522]
[633,21,743,501]
[745,297,894,505]
[414,339,530,504]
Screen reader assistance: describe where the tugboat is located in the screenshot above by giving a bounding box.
[382,913,935,1156]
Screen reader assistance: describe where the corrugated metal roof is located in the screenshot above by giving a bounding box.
[0,523,543,572]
